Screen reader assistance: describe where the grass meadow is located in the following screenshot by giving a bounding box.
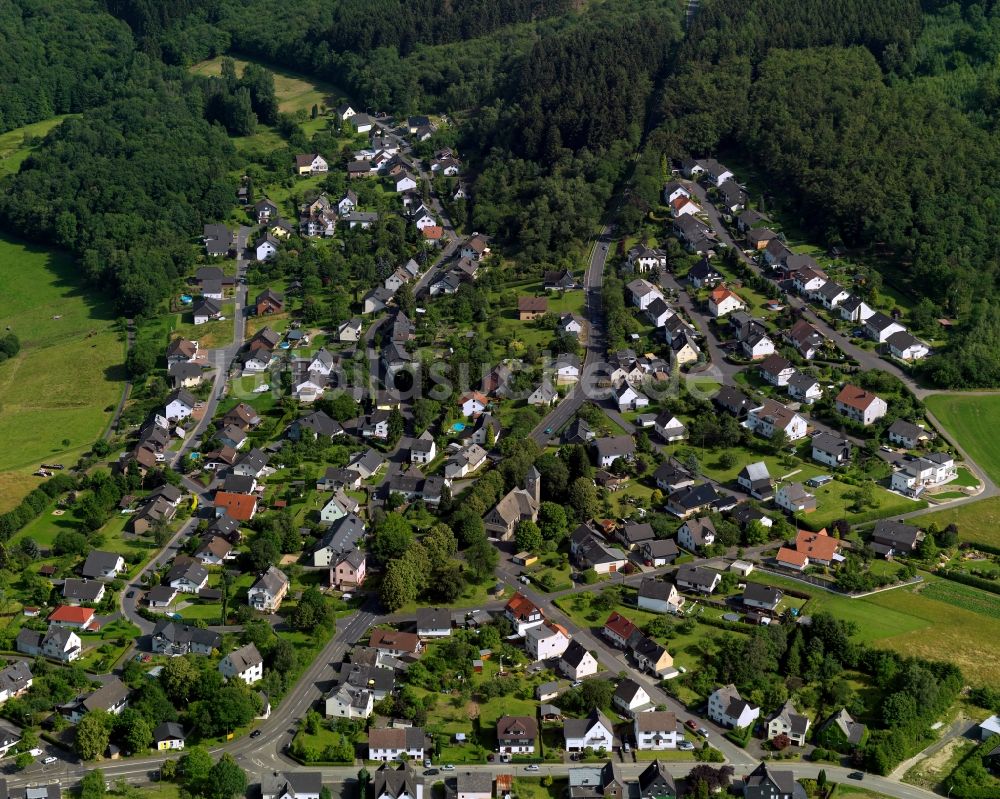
[0,234,123,509]
[925,392,1000,485]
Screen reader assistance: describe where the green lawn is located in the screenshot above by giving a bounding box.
[748,571,1000,687]
[916,496,1000,547]
[0,235,123,501]
[0,115,74,177]
[513,778,567,799]
[190,56,350,114]
[925,393,1000,485]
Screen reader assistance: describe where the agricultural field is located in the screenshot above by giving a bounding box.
[916,496,1000,547]
[0,235,123,510]
[925,392,1000,485]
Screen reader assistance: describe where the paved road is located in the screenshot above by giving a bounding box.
[528,229,611,445]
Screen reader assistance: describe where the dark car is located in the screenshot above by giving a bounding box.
[423,769,439,776]
[126,591,134,599]
[250,730,262,739]
[848,772,864,781]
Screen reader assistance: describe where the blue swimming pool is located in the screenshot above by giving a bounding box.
[180,294,193,304]
[452,422,466,432]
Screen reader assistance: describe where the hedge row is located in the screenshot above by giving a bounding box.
[938,569,1000,596]
[0,472,78,542]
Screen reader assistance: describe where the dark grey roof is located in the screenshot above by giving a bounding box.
[743,583,783,606]
[152,620,221,649]
[152,722,185,742]
[81,550,123,578]
[561,640,592,668]
[676,564,719,589]
[62,579,104,603]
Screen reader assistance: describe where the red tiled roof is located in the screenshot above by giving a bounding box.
[795,529,839,561]
[49,605,95,624]
[213,491,257,521]
[776,547,808,567]
[836,384,880,412]
[604,611,638,639]
[422,226,443,239]
[505,592,542,621]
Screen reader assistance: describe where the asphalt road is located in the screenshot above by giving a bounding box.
[528,229,611,445]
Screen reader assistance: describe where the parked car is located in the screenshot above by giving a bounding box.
[525,765,540,772]
[424,770,439,777]
[43,757,57,765]
[685,719,699,732]
[442,765,455,771]
[697,727,710,738]
[678,741,695,751]
[848,772,864,781]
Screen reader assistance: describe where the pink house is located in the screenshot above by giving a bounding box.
[331,550,366,590]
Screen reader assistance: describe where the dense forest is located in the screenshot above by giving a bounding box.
[0,0,135,132]
[655,0,1000,386]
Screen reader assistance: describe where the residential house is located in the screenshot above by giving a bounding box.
[746,227,777,249]
[887,419,932,449]
[695,158,735,186]
[150,620,221,656]
[775,547,809,571]
[816,709,868,750]
[164,388,197,420]
[746,400,809,441]
[717,179,746,213]
[645,297,673,328]
[628,246,668,273]
[603,612,639,648]
[764,238,793,267]
[518,296,548,320]
[614,381,650,412]
[738,461,774,500]
[559,313,585,337]
[152,722,186,752]
[627,279,664,310]
[167,558,209,594]
[759,354,796,387]
[839,295,875,323]
[214,491,258,522]
[368,727,427,762]
[708,287,745,318]
[741,329,776,360]
[767,701,810,746]
[708,684,760,729]
[863,312,906,343]
[817,281,850,310]
[567,763,624,799]
[330,550,366,590]
[559,641,598,680]
[887,331,930,361]
[295,153,328,175]
[415,608,452,638]
[812,433,852,467]
[81,551,125,580]
[59,677,129,723]
[262,772,323,799]
[634,714,682,752]
[483,469,540,540]
[166,337,198,365]
[593,436,636,468]
[670,195,700,217]
[292,410,343,442]
[0,662,32,704]
[687,257,722,288]
[326,685,374,720]
[637,579,684,615]
[443,443,488,480]
[787,372,822,404]
[677,517,716,551]
[203,224,234,258]
[675,565,721,594]
[666,483,722,518]
[639,539,679,567]
[653,413,687,443]
[785,319,826,360]
[253,198,278,223]
[254,232,280,261]
[459,391,489,417]
[795,529,842,566]
[570,526,628,575]
[16,627,81,662]
[835,384,887,426]
[62,578,106,606]
[369,762,423,799]
[504,592,545,636]
[613,679,652,718]
[714,385,754,419]
[870,520,923,558]
[525,621,571,661]
[663,181,691,204]
[554,353,582,385]
[775,483,817,515]
[219,643,264,684]
[497,716,538,755]
[563,709,614,752]
[744,763,806,799]
[742,584,783,613]
[248,566,289,612]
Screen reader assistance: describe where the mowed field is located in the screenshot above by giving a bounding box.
[925,392,1000,485]
[0,235,123,510]
[0,115,73,178]
[189,56,347,114]
[916,495,1000,547]
[752,570,1000,686]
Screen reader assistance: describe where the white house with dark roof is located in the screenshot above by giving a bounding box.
[766,700,810,746]
[708,684,760,729]
[219,643,264,684]
[634,711,682,751]
[559,640,598,680]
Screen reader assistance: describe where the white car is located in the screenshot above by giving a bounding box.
[28,748,42,757]
[442,765,455,771]
[524,765,540,772]
[43,756,57,765]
